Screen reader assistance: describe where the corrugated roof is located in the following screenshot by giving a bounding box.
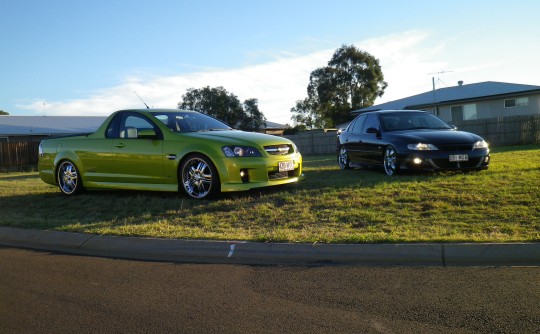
[354,81,540,113]
[265,121,287,129]
[0,116,107,136]
[0,115,287,135]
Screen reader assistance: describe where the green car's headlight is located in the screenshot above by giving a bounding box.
[291,142,299,154]
[222,146,262,157]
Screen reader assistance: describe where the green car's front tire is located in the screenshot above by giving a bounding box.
[180,154,220,199]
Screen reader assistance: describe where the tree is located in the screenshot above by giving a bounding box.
[178,86,266,132]
[283,124,307,135]
[290,98,325,129]
[0,110,9,115]
[239,98,267,132]
[291,45,387,128]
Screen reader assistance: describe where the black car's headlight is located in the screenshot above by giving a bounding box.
[473,140,488,149]
[222,146,262,157]
[407,143,438,151]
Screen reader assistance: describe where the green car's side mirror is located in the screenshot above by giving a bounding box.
[138,129,158,139]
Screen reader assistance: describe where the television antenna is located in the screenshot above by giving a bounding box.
[428,70,453,90]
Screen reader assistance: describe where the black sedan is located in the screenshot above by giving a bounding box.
[337,110,490,175]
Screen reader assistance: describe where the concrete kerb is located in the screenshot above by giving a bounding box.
[1,227,539,266]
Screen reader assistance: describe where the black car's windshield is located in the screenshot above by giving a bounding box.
[380,112,452,132]
[151,111,232,133]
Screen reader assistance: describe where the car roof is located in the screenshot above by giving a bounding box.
[116,108,198,114]
[368,109,426,114]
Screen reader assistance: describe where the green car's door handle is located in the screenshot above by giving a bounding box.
[114,143,126,148]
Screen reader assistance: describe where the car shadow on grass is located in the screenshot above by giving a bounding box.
[0,167,481,234]
[0,174,41,181]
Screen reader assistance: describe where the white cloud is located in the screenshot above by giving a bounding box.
[359,31,448,102]
[18,30,447,124]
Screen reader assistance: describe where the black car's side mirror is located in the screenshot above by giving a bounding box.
[366,127,380,135]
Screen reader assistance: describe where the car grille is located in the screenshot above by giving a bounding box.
[437,144,473,151]
[264,144,294,155]
[431,157,485,169]
[268,167,300,180]
[268,171,291,180]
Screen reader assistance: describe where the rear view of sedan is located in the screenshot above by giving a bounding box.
[337,110,490,175]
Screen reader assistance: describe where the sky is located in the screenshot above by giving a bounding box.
[2,0,540,124]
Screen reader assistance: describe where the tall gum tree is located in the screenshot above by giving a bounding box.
[292,45,387,128]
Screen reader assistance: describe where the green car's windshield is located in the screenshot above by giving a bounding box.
[380,112,453,132]
[151,111,232,133]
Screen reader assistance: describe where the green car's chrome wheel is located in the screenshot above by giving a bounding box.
[180,154,220,199]
[57,160,83,195]
[383,145,399,176]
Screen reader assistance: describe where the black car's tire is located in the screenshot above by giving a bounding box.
[383,145,399,176]
[180,154,220,199]
[338,147,351,170]
[57,160,83,195]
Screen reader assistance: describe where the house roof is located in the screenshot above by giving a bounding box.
[354,81,540,113]
[265,121,287,129]
[0,115,288,136]
[0,116,107,136]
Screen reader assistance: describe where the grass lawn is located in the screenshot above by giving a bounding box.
[1,145,539,243]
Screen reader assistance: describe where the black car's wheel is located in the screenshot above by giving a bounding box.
[338,147,351,170]
[383,145,399,176]
[57,160,83,195]
[180,154,220,199]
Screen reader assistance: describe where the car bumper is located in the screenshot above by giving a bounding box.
[213,153,303,192]
[399,149,490,171]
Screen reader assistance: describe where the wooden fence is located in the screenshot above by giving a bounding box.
[284,131,337,155]
[0,115,538,170]
[0,142,40,172]
[285,114,540,155]
[453,115,540,147]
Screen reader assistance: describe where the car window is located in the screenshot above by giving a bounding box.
[154,115,168,125]
[349,114,367,133]
[119,114,157,139]
[380,113,452,131]
[150,111,232,133]
[362,114,380,133]
[106,114,121,138]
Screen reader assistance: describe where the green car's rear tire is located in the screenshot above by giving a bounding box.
[180,154,220,199]
[57,160,83,195]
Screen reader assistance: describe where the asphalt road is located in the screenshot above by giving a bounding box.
[1,247,539,334]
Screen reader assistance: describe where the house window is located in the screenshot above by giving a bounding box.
[451,105,463,122]
[0,137,8,143]
[451,104,477,121]
[463,104,477,120]
[424,107,437,115]
[505,97,529,108]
